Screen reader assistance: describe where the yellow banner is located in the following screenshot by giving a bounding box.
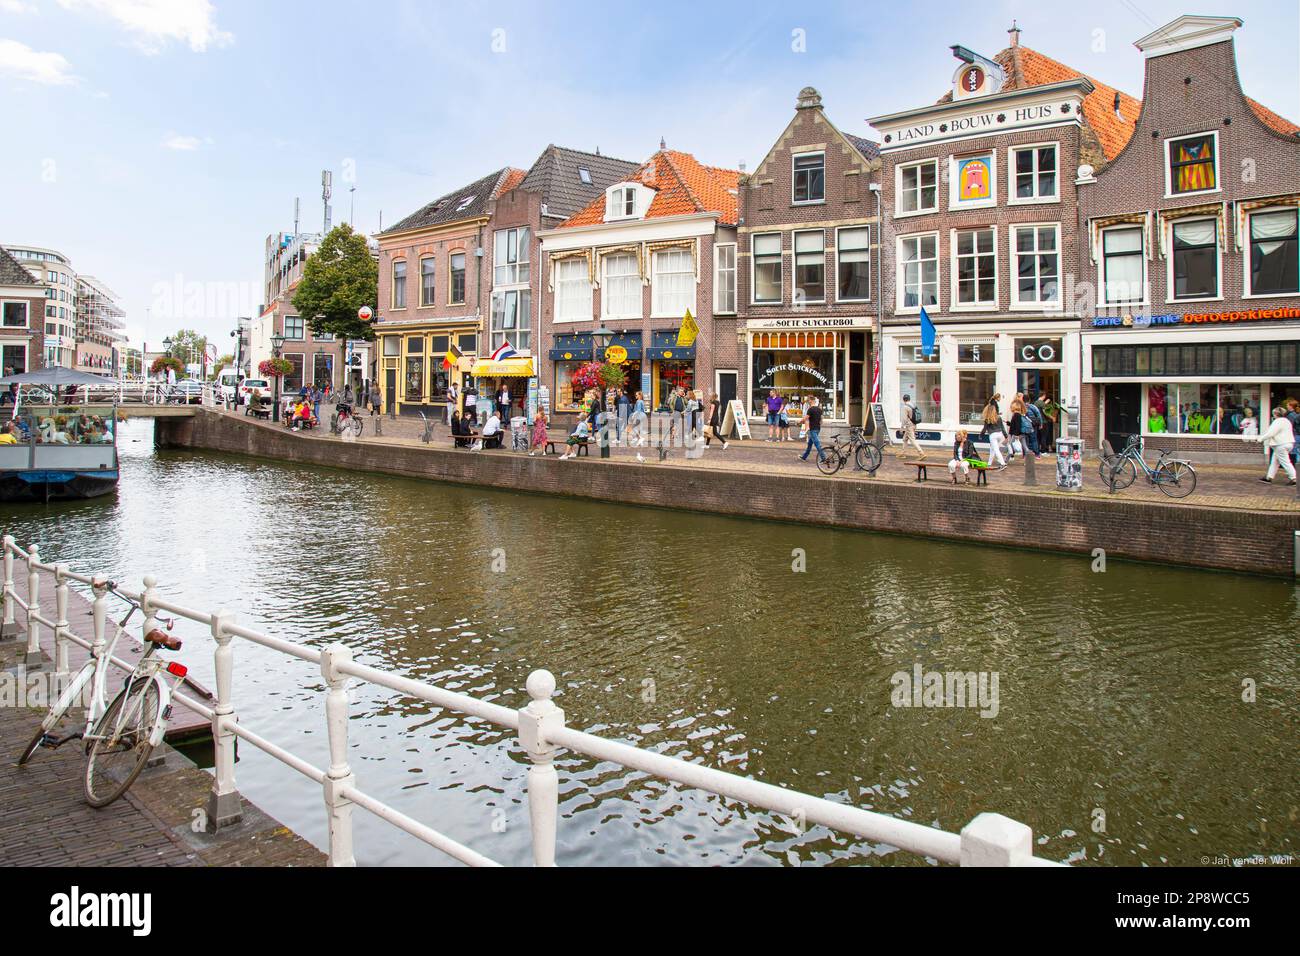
[676,309,699,348]
[471,357,534,377]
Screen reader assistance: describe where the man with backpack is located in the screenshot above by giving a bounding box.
[899,393,926,459]
[1022,399,1043,458]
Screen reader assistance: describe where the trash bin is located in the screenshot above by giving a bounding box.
[1056,438,1083,491]
[510,416,528,451]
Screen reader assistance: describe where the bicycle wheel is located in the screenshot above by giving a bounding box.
[817,450,843,476]
[83,677,160,808]
[1154,460,1197,499]
[855,442,882,473]
[349,417,364,437]
[1104,457,1137,490]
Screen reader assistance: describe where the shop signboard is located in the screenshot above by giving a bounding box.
[677,310,699,348]
[724,400,751,440]
[641,370,651,400]
[605,345,628,365]
[869,402,891,444]
[526,377,538,425]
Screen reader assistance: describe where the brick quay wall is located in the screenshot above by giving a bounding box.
[157,410,1299,579]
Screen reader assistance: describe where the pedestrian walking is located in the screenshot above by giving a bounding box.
[899,393,926,459]
[778,395,792,442]
[616,389,631,444]
[1254,406,1297,484]
[798,396,825,464]
[497,384,512,422]
[528,410,549,456]
[1286,398,1300,468]
[704,390,729,449]
[631,391,647,446]
[311,384,322,422]
[980,400,1009,469]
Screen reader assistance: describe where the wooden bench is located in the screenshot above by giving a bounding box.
[551,439,589,457]
[249,406,271,420]
[951,461,989,485]
[906,459,929,481]
[451,434,475,449]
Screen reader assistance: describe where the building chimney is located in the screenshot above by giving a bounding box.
[660,136,666,150]
[1008,20,1021,47]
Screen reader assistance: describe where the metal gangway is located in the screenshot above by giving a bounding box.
[1,538,1065,868]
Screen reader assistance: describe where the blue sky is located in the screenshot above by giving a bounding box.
[2,0,1298,351]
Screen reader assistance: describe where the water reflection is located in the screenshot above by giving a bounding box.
[1,418,1296,865]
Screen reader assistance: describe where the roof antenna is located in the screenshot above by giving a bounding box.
[595,146,600,156]
[1113,91,1122,119]
[1008,19,1021,47]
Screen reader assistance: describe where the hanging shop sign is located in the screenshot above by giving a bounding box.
[676,310,699,348]
[605,345,628,365]
[1015,338,1062,362]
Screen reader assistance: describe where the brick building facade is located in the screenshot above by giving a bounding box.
[0,246,46,375]
[867,25,1141,449]
[1076,15,1300,460]
[537,148,739,421]
[737,87,880,431]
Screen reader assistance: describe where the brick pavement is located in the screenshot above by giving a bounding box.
[0,641,323,867]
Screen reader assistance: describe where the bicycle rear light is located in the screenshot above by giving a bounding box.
[166,662,188,679]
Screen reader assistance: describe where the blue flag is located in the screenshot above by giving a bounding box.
[920,307,936,357]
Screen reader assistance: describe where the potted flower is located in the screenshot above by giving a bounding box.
[259,358,293,378]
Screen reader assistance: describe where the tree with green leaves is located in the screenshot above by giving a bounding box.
[292,223,378,342]
[164,329,208,367]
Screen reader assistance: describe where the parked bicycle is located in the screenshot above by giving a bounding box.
[331,401,364,437]
[16,580,191,808]
[1099,434,1197,498]
[816,426,882,476]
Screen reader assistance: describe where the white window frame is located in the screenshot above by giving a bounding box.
[834,226,871,303]
[493,227,531,287]
[606,185,639,221]
[949,151,997,211]
[490,288,531,352]
[553,257,593,324]
[1007,141,1060,205]
[448,252,467,305]
[949,226,998,311]
[651,247,696,318]
[714,242,737,314]
[419,255,436,307]
[895,158,940,218]
[1009,222,1063,311]
[601,252,642,320]
[1166,216,1222,304]
[750,232,783,305]
[1099,223,1149,308]
[1164,130,1220,200]
[391,259,407,310]
[1,300,30,330]
[791,151,826,205]
[792,229,826,305]
[896,231,940,315]
[1242,206,1300,299]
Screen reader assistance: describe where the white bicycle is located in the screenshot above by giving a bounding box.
[16,579,191,808]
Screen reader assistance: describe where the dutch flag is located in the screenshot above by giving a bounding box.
[490,341,518,361]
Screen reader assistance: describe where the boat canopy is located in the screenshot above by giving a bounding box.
[0,368,115,387]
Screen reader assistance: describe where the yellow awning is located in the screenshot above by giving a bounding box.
[471,357,534,377]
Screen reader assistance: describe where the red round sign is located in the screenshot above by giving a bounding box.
[962,66,984,93]
[358,306,373,321]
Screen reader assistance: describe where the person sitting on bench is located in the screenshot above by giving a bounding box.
[479,410,504,450]
[558,417,591,460]
[947,429,985,483]
[451,410,476,448]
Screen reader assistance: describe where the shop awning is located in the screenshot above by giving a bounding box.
[549,333,642,362]
[471,357,534,377]
[649,330,695,360]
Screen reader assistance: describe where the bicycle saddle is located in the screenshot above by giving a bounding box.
[144,629,183,651]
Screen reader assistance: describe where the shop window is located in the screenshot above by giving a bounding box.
[793,231,825,303]
[898,368,941,423]
[312,353,334,388]
[958,370,996,427]
[1102,226,1144,305]
[836,227,870,301]
[1013,225,1059,305]
[2,302,28,328]
[420,256,436,307]
[283,353,305,393]
[405,355,424,401]
[392,260,407,308]
[654,361,694,410]
[382,337,400,357]
[554,361,585,410]
[1012,144,1057,201]
[652,248,693,317]
[751,349,836,419]
[752,233,782,303]
[897,160,938,214]
[602,253,641,319]
[954,228,995,306]
[450,253,466,304]
[792,152,825,204]
[1249,209,1298,296]
[1167,133,1217,196]
[898,234,938,310]
[555,258,592,323]
[1147,383,1261,436]
[1171,219,1218,299]
[714,244,737,314]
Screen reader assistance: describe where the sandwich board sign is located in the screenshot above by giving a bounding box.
[723,399,751,439]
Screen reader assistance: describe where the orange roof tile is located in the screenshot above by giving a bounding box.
[938,44,1141,161]
[561,149,739,228]
[494,167,528,197]
[1246,97,1300,137]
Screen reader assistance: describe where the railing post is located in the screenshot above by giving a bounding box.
[1,535,16,639]
[320,643,356,867]
[140,574,157,639]
[25,543,42,669]
[206,609,243,831]
[89,577,109,714]
[53,563,70,680]
[959,812,1034,866]
[518,669,566,866]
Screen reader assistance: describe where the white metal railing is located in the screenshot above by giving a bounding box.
[11,379,224,411]
[0,536,1065,868]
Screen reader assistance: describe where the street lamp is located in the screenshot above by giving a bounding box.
[271,333,286,422]
[590,323,614,458]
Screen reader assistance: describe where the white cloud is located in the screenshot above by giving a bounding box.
[0,1,39,14]
[0,38,76,84]
[56,0,233,53]
[161,132,207,151]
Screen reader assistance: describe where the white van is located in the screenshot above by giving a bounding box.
[216,368,242,404]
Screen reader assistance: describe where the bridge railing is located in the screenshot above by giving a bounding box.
[0,536,1065,868]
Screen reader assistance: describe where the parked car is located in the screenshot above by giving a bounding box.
[238,378,270,406]
[216,368,242,404]
[174,379,204,404]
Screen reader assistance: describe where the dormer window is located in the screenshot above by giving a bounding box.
[455,195,476,212]
[607,185,640,220]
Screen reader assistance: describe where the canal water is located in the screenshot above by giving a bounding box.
[3,418,1297,866]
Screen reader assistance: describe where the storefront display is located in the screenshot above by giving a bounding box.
[747,330,852,423]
